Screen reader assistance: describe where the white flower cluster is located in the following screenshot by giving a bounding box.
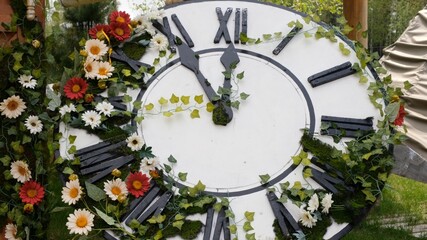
[83,39,115,80]
[299,193,334,228]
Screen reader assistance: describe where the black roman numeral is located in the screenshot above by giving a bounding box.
[76,141,135,183]
[307,61,357,87]
[203,207,231,240]
[304,157,353,194]
[111,48,151,72]
[153,14,194,53]
[272,26,302,55]
[321,115,374,138]
[121,184,173,224]
[267,192,301,238]
[215,7,248,44]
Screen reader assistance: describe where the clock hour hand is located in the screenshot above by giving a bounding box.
[177,42,217,102]
[219,44,240,123]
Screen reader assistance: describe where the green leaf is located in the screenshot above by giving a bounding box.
[225,209,235,219]
[292,181,302,190]
[404,81,413,90]
[362,188,376,202]
[22,135,32,144]
[303,168,313,178]
[173,220,184,230]
[295,20,303,29]
[262,34,272,40]
[359,75,368,84]
[175,214,185,221]
[190,109,200,119]
[134,116,144,124]
[178,172,187,181]
[133,101,142,110]
[68,135,77,144]
[206,102,215,112]
[67,145,77,155]
[245,211,255,221]
[147,214,166,224]
[170,94,179,104]
[259,174,270,184]
[246,233,256,240]
[181,96,190,105]
[122,95,133,103]
[144,103,154,111]
[194,95,204,104]
[122,69,132,77]
[229,224,237,234]
[237,71,245,80]
[231,101,240,110]
[129,219,141,229]
[222,71,232,79]
[243,221,254,232]
[164,164,172,173]
[303,32,313,38]
[158,97,168,105]
[163,112,173,117]
[0,156,11,166]
[168,155,177,163]
[240,92,250,100]
[339,42,351,56]
[175,106,183,112]
[94,207,116,226]
[85,181,107,202]
[62,167,74,175]
[385,102,400,122]
[362,149,383,160]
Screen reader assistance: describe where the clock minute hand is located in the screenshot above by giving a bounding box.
[220,44,240,121]
[177,42,217,102]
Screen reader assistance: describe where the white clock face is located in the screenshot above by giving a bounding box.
[64,1,383,239]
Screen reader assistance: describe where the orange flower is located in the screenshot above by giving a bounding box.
[63,77,88,100]
[109,11,131,25]
[394,105,406,126]
[19,180,45,205]
[126,172,150,198]
[109,22,131,41]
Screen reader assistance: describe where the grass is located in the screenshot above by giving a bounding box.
[344,174,427,240]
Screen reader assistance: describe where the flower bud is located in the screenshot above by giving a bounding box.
[117,194,127,203]
[32,39,41,48]
[391,95,400,102]
[112,168,121,177]
[98,81,107,90]
[149,169,160,179]
[69,174,78,181]
[24,204,34,213]
[80,50,88,57]
[84,94,94,103]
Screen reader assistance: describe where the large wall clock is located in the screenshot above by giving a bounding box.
[60,0,386,239]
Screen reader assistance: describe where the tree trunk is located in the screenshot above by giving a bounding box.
[343,0,368,47]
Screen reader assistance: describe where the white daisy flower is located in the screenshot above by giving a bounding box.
[66,209,95,235]
[307,193,319,213]
[95,101,114,117]
[104,178,128,201]
[59,103,77,117]
[84,58,99,79]
[61,179,82,205]
[321,193,334,214]
[126,132,144,151]
[81,110,101,129]
[140,157,160,173]
[133,15,149,34]
[96,61,115,79]
[146,8,165,21]
[84,39,108,60]
[299,209,317,228]
[10,160,32,183]
[150,33,168,51]
[5,223,21,240]
[18,74,37,89]
[24,115,43,134]
[0,95,27,119]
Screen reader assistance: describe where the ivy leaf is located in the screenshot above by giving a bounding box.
[237,71,245,80]
[122,69,132,76]
[0,156,11,166]
[362,149,383,160]
[163,112,173,117]
[46,87,61,111]
[178,172,187,181]
[231,101,240,110]
[359,75,368,84]
[175,214,185,221]
[164,164,172,173]
[158,97,168,105]
[228,224,237,234]
[378,172,388,182]
[144,103,154,111]
[122,95,132,103]
[67,145,76,155]
[170,94,179,104]
[194,95,204,104]
[240,92,250,100]
[194,196,215,208]
[68,135,77,144]
[134,116,144,124]
[244,211,255,221]
[147,214,166,224]
[181,96,190,105]
[303,168,313,178]
[225,209,235,219]
[94,207,116,226]
[339,42,351,56]
[173,220,184,230]
[385,102,400,122]
[303,32,312,38]
[168,155,177,163]
[129,219,141,229]
[179,200,193,209]
[259,174,270,184]
[362,188,376,202]
[206,102,215,112]
[292,181,302,190]
[301,157,311,166]
[190,109,200,119]
[278,195,288,203]
[246,233,256,240]
[85,181,106,201]
[175,106,184,112]
[243,221,254,232]
[263,34,272,40]
[133,101,142,110]
[404,81,413,90]
[222,71,232,79]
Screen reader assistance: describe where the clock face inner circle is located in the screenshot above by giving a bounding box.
[136,49,314,195]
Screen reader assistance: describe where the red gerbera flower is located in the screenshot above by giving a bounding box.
[109,22,131,41]
[19,180,45,205]
[109,11,131,25]
[394,105,406,126]
[88,24,111,40]
[126,172,150,198]
[63,77,88,100]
